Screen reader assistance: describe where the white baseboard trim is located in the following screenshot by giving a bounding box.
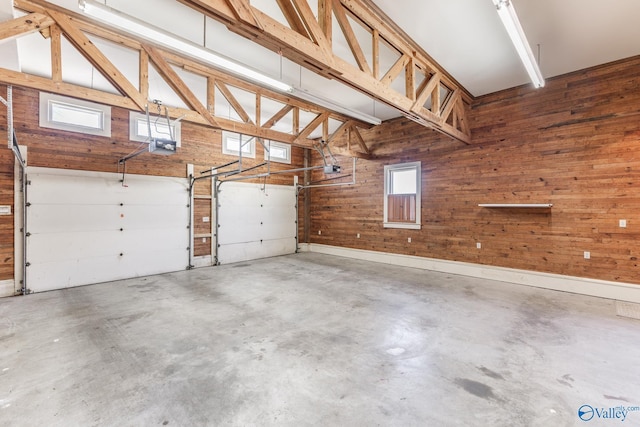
[0,279,15,298]
[300,244,640,304]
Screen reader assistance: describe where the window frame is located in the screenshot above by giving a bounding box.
[222,131,256,158]
[263,140,291,164]
[39,92,111,137]
[383,161,422,230]
[129,111,181,147]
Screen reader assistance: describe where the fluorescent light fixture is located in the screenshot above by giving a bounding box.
[492,0,544,88]
[79,0,291,92]
[78,0,381,125]
[291,88,381,125]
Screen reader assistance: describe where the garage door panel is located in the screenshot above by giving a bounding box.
[218,238,296,265]
[28,227,187,263]
[119,204,187,230]
[217,182,296,264]
[28,205,122,233]
[26,167,189,292]
[28,247,187,292]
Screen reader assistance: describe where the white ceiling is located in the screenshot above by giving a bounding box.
[373,0,640,96]
[4,0,640,122]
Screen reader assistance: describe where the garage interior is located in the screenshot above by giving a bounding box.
[1,0,640,425]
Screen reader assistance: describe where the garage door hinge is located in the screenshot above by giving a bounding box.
[25,262,31,267]
[25,202,31,207]
[25,232,31,237]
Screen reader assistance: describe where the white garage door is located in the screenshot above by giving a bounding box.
[217,181,296,264]
[26,167,189,292]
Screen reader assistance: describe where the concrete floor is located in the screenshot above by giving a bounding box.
[1,253,639,427]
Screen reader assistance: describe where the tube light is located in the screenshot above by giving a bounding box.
[79,0,291,92]
[78,0,382,125]
[492,0,544,88]
[290,88,381,125]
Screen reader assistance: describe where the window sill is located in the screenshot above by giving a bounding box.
[383,222,421,230]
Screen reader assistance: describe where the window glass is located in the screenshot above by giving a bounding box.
[383,162,421,229]
[222,131,255,158]
[129,112,181,145]
[264,140,291,164]
[39,93,111,137]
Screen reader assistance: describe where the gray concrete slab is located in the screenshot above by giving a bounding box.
[1,253,639,426]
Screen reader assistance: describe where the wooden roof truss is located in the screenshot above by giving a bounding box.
[178,0,472,144]
[1,0,373,157]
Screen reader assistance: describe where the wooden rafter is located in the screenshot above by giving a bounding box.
[331,0,370,74]
[349,125,370,155]
[144,44,220,127]
[412,72,440,113]
[324,120,371,158]
[48,10,147,110]
[177,0,472,143]
[290,0,333,61]
[50,24,62,82]
[215,81,252,124]
[318,0,332,42]
[276,0,308,37]
[224,0,261,27]
[0,12,54,41]
[294,112,329,144]
[381,54,409,87]
[262,104,293,129]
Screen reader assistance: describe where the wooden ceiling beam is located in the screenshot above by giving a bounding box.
[0,12,54,41]
[223,0,261,27]
[349,124,370,155]
[412,72,440,113]
[276,0,309,37]
[294,112,329,144]
[332,0,370,74]
[6,1,379,149]
[0,67,138,109]
[262,104,293,129]
[318,0,332,42]
[215,81,253,124]
[48,9,147,111]
[144,44,221,128]
[178,0,471,143]
[50,24,62,82]
[290,0,333,61]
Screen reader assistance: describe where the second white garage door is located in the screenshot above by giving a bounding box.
[216,181,297,264]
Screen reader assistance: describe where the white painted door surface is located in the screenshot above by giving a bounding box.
[217,182,296,264]
[26,167,189,292]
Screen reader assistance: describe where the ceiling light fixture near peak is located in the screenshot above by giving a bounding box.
[492,0,545,88]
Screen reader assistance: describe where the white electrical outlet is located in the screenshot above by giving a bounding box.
[584,251,591,260]
[318,230,322,235]
[357,233,360,238]
[476,242,482,249]
[408,237,411,243]
[203,216,210,223]
[202,237,206,243]
[619,219,627,228]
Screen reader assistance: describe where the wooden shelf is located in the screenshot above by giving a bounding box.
[478,204,553,208]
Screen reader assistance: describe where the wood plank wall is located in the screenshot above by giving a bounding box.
[0,136,13,281]
[307,56,640,285]
[0,85,304,282]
